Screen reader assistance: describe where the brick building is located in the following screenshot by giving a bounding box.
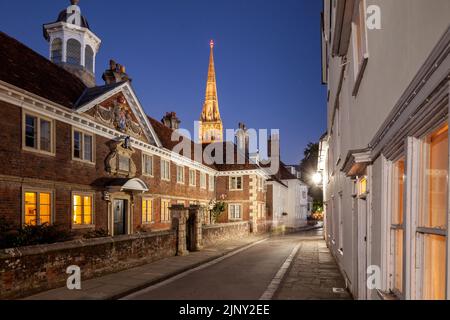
[0,1,270,237]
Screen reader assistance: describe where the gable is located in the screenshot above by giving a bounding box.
[75,82,161,147]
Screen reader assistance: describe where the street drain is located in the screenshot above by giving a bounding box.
[332,288,346,294]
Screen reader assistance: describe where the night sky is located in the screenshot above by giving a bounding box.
[0,0,326,165]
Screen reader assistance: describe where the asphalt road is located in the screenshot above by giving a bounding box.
[124,234,306,300]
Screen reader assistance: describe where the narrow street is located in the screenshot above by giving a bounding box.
[123,230,352,300]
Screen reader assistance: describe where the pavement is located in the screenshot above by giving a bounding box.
[25,226,351,301]
[274,229,352,300]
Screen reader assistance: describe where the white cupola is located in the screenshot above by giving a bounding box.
[43,0,101,87]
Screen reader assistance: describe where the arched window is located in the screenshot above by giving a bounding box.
[66,39,81,66]
[85,45,94,73]
[51,38,63,64]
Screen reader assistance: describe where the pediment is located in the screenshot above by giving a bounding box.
[76,82,161,147]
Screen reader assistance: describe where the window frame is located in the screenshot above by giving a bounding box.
[176,165,185,184]
[351,0,369,96]
[229,176,243,191]
[200,172,207,189]
[229,204,243,221]
[160,199,171,223]
[71,191,95,229]
[22,111,56,156]
[142,197,154,225]
[209,175,215,192]
[142,153,154,177]
[189,169,197,187]
[72,127,95,164]
[22,188,54,226]
[161,159,171,181]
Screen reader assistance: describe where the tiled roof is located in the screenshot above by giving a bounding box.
[0,32,86,108]
[75,82,125,108]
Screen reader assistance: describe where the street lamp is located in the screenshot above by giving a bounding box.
[312,172,322,185]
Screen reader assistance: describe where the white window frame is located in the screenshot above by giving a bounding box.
[22,112,56,156]
[142,197,154,224]
[209,175,215,192]
[351,0,369,96]
[161,159,171,181]
[72,191,95,228]
[189,169,197,187]
[22,188,54,226]
[229,204,242,221]
[72,127,95,164]
[142,154,154,177]
[176,165,185,184]
[161,199,171,223]
[200,172,207,189]
[229,176,243,191]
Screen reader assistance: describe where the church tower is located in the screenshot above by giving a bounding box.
[199,40,223,144]
[43,0,101,87]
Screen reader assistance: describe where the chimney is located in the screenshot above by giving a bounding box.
[102,60,132,85]
[267,133,280,158]
[161,112,181,130]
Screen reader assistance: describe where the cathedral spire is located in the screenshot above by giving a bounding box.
[199,40,223,144]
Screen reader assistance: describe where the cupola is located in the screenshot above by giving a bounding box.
[43,0,101,87]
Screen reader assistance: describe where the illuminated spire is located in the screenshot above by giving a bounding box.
[201,40,221,122]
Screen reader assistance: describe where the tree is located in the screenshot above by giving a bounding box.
[299,142,323,204]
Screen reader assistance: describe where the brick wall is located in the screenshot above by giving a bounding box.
[0,230,176,299]
[202,221,250,247]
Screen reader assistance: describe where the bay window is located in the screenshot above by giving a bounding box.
[416,124,448,300]
[390,158,405,295]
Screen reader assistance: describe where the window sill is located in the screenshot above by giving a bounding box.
[22,147,56,157]
[72,158,95,166]
[72,224,95,230]
[142,173,154,178]
[352,55,369,97]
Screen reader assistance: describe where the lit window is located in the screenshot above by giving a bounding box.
[24,114,54,154]
[143,154,153,176]
[24,191,52,226]
[229,204,242,220]
[391,158,405,294]
[177,166,185,184]
[200,172,206,189]
[73,129,94,163]
[189,169,196,186]
[358,177,368,196]
[161,199,171,222]
[73,193,93,226]
[417,124,448,300]
[161,160,171,181]
[142,198,153,224]
[230,176,243,190]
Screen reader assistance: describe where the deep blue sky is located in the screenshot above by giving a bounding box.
[0,0,326,165]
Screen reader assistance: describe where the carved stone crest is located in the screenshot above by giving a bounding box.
[105,137,137,178]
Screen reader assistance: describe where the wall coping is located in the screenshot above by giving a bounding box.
[0,230,175,259]
[202,221,249,230]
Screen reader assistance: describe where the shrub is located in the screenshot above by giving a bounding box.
[0,219,74,249]
[83,228,110,239]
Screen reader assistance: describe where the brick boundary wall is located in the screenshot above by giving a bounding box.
[0,230,176,299]
[202,222,251,247]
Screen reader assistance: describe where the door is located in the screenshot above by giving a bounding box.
[113,199,127,236]
[357,197,368,300]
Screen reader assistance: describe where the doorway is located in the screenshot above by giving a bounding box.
[357,197,368,300]
[113,199,127,236]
